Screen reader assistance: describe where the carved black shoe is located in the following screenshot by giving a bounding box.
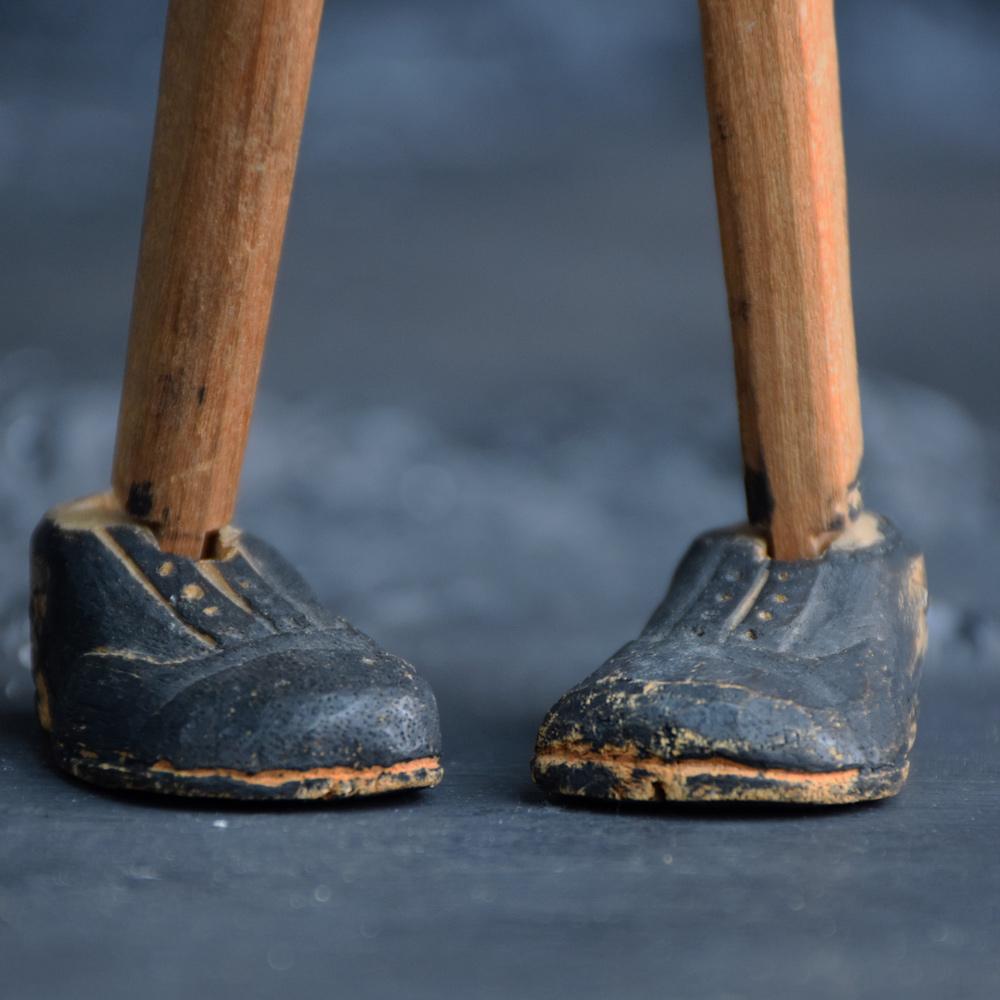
[30,494,443,800]
[532,513,927,805]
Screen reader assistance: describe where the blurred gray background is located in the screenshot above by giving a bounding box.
[1,0,999,418]
[1,2,998,999]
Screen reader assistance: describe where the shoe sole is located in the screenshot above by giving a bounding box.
[57,746,443,801]
[532,744,905,805]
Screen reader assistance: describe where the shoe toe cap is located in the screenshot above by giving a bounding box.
[535,663,867,774]
[141,641,441,773]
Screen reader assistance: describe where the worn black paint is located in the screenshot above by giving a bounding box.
[125,480,154,518]
[533,515,926,801]
[30,511,442,799]
[742,465,773,527]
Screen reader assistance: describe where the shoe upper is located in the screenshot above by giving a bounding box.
[31,496,441,774]
[536,513,927,774]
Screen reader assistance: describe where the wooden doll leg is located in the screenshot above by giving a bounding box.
[531,0,927,806]
[111,0,323,558]
[700,0,863,560]
[31,0,444,804]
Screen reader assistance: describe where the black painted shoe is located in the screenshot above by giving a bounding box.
[30,493,443,800]
[532,513,927,805]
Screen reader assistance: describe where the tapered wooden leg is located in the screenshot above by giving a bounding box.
[32,0,446,803]
[111,0,323,558]
[531,0,927,806]
[700,0,863,560]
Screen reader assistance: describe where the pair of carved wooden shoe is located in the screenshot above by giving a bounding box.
[30,495,926,804]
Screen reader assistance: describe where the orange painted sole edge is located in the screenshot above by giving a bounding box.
[60,749,443,801]
[532,746,907,805]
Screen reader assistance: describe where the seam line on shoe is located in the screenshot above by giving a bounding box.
[655,544,728,641]
[94,527,218,648]
[195,560,277,632]
[776,563,823,653]
[720,563,770,639]
[234,544,324,627]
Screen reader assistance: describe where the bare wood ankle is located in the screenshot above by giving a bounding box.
[700,0,863,560]
[111,0,323,558]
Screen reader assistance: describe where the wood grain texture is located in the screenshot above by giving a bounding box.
[111,0,323,558]
[700,0,863,560]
